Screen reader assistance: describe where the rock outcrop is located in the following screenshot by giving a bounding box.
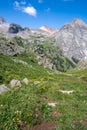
[8,23,24,33]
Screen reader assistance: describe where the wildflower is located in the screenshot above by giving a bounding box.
[1,104,3,107]
[13,117,21,122]
[15,110,21,115]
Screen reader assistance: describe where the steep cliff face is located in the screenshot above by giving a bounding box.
[55,19,87,60]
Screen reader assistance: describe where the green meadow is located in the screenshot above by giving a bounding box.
[0,53,87,130]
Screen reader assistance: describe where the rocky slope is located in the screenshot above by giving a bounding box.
[77,59,87,70]
[0,34,25,56]
[55,18,87,60]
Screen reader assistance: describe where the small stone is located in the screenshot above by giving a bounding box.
[59,90,74,94]
[48,102,57,107]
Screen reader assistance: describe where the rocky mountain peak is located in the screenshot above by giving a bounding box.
[40,25,58,34]
[71,18,86,26]
[0,16,7,24]
[55,18,87,60]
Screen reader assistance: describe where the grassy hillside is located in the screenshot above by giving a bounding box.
[0,34,76,72]
[0,53,87,130]
[12,36,76,72]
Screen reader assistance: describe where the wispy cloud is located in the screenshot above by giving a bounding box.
[20,1,26,5]
[38,0,43,3]
[62,0,74,1]
[14,1,37,17]
[45,8,51,13]
[14,1,20,9]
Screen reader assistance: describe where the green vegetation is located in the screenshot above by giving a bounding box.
[0,54,87,130]
[12,36,24,47]
[33,41,76,72]
[0,34,76,72]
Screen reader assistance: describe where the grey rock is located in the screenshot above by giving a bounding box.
[0,84,10,94]
[9,79,21,88]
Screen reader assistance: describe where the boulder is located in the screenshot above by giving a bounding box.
[0,84,10,94]
[10,79,21,87]
[22,78,29,85]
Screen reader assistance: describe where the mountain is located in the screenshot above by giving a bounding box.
[55,18,87,60]
[40,25,58,34]
[0,16,87,71]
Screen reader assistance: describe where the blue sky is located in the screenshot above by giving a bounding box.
[0,0,87,28]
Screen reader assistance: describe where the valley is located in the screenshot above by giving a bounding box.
[0,17,87,130]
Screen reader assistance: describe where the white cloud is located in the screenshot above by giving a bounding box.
[23,6,37,17]
[14,1,37,17]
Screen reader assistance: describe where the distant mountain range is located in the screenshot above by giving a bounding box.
[0,16,87,70]
[40,25,58,34]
